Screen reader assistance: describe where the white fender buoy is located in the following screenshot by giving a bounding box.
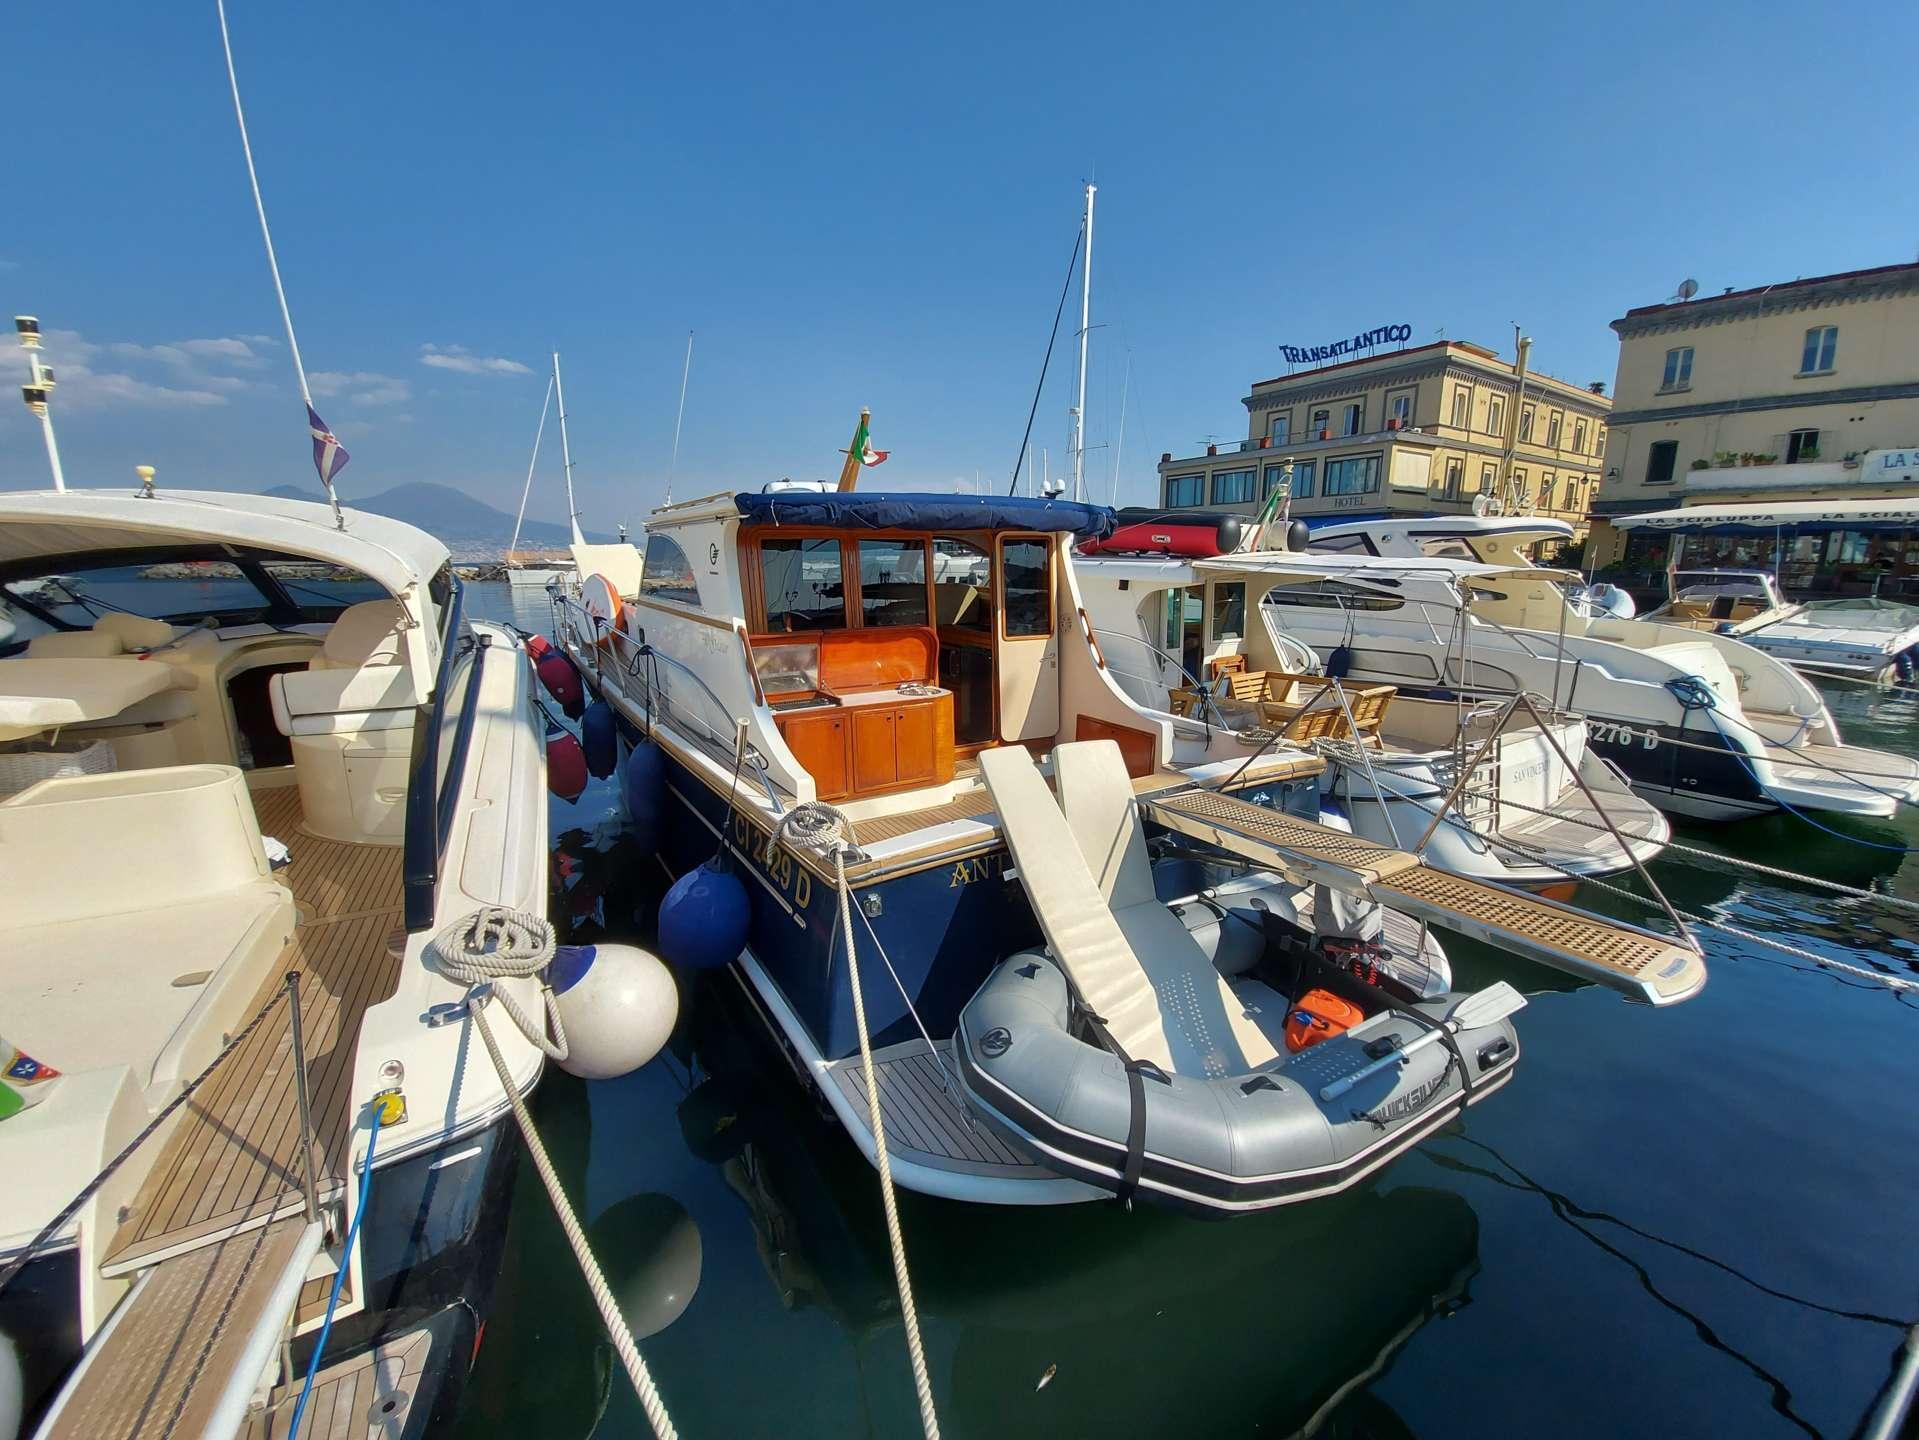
[0,1331,21,1440]
[588,1193,703,1340]
[546,943,678,1079]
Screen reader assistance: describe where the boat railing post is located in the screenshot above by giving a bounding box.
[1319,678,1403,849]
[285,971,322,1228]
[1410,691,1523,856]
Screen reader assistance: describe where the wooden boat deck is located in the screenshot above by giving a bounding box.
[245,1326,431,1440]
[826,1039,1045,1176]
[102,785,403,1275]
[45,1218,313,1440]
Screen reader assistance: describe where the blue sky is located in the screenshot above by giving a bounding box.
[5,0,1917,525]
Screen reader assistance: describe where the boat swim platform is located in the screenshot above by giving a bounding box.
[245,1325,431,1440]
[1139,785,1707,1005]
[43,1217,316,1440]
[101,783,403,1276]
[825,1038,1056,1181]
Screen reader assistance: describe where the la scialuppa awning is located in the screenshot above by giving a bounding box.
[1615,497,1919,536]
[734,490,1116,539]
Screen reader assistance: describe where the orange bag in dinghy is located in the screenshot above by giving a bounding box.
[1284,989,1365,1053]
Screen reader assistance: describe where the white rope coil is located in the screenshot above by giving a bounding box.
[466,997,678,1440]
[435,907,569,1061]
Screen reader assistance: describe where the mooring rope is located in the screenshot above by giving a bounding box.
[435,907,569,1061]
[769,803,942,1439]
[461,955,680,1440]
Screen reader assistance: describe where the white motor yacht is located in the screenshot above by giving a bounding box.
[1296,516,1919,821]
[0,482,548,1440]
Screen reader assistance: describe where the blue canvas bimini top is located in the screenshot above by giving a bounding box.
[734,490,1116,539]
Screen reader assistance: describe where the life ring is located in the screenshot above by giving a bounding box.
[582,573,623,646]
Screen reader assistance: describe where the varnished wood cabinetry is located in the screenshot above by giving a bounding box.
[779,709,849,800]
[776,691,953,801]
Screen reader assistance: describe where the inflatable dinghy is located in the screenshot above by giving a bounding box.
[956,741,1522,1216]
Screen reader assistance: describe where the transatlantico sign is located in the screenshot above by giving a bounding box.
[1280,324,1413,366]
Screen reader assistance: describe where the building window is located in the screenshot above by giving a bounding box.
[1574,418,1588,453]
[640,533,702,607]
[1480,464,1497,495]
[1645,439,1679,486]
[1323,455,1382,496]
[1211,468,1257,505]
[1512,467,1529,503]
[1801,325,1838,375]
[1487,395,1505,437]
[1310,407,1330,438]
[760,537,846,631]
[1546,412,1562,448]
[1166,473,1203,506]
[1519,405,1535,442]
[1291,461,1316,498]
[1440,458,1464,500]
[1451,388,1470,428]
[1388,390,1414,426]
[1339,402,1363,437]
[1661,347,1694,391]
[1596,428,1606,459]
[1787,428,1821,463]
[1269,413,1291,445]
[1539,473,1556,510]
[1263,464,1289,498]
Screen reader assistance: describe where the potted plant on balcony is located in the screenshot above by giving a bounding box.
[1689,458,1710,471]
[1797,444,1820,462]
[1714,451,1738,468]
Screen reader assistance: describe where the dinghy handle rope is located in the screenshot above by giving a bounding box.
[767,803,942,1439]
[286,1114,378,1440]
[435,908,570,1062]
[463,984,680,1440]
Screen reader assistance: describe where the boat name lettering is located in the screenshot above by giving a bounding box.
[1359,1070,1447,1127]
[1279,324,1412,366]
[1587,721,1660,751]
[949,854,1009,888]
[730,809,813,909]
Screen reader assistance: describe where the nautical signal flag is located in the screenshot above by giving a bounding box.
[308,403,350,488]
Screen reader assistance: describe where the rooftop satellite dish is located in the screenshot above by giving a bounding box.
[1677,277,1699,301]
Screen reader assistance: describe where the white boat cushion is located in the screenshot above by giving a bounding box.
[310,599,410,671]
[269,664,418,736]
[94,613,177,651]
[24,630,124,659]
[0,657,196,741]
[980,741,1281,1078]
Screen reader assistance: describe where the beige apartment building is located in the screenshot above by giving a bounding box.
[1156,340,1610,535]
[1591,260,1919,569]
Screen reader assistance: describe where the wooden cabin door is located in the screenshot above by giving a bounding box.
[995,534,1059,742]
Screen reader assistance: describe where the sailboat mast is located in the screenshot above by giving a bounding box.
[1072,182,1096,503]
[507,374,555,561]
[553,351,585,546]
[667,330,693,505]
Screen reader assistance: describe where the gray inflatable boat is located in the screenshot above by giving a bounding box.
[955,741,1522,1217]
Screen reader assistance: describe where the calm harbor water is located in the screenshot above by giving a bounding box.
[456,581,1919,1440]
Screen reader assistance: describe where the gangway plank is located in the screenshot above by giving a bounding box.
[1140,785,1707,1005]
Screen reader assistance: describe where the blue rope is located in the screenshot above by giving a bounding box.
[287,1115,380,1439]
[1702,709,1912,855]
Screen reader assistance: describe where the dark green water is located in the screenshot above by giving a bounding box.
[458,583,1919,1439]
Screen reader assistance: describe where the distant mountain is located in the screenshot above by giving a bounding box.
[259,480,612,558]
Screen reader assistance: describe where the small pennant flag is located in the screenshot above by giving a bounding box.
[851,413,888,468]
[308,403,350,488]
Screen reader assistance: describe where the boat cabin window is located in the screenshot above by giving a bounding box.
[255,561,388,616]
[1263,580,1404,612]
[1306,533,1376,556]
[1209,582,1246,640]
[1000,538,1053,637]
[760,537,846,631]
[4,560,266,627]
[1417,537,1477,560]
[857,539,930,627]
[640,533,702,607]
[933,538,991,632]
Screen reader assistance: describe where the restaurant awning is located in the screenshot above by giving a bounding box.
[1614,497,1919,535]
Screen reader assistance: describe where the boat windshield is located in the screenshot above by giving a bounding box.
[1798,597,1919,630]
[1,556,389,629]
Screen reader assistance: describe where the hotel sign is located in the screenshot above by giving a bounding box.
[1280,324,1413,366]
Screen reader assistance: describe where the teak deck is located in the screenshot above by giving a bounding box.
[102,784,403,1274]
[826,1039,1045,1176]
[245,1326,431,1440]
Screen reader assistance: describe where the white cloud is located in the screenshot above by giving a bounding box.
[28,329,228,410]
[419,342,532,376]
[309,370,413,408]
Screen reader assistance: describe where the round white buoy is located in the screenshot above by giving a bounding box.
[581,574,624,646]
[0,1331,22,1440]
[547,943,678,1079]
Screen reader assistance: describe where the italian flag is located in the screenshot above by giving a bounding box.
[852,413,889,467]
